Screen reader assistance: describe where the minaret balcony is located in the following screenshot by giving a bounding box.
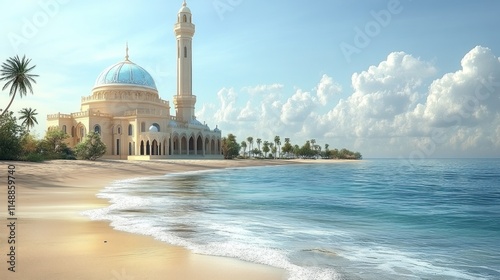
[173,95,196,106]
[174,23,195,36]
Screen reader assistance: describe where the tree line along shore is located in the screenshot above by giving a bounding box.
[221,134,362,160]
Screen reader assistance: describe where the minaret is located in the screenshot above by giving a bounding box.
[174,0,196,123]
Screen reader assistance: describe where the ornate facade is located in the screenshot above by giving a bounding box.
[46,1,222,160]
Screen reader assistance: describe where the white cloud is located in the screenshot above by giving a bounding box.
[422,46,500,128]
[237,101,257,121]
[314,51,436,142]
[213,87,238,123]
[316,74,342,106]
[280,89,315,124]
[242,84,284,96]
[200,46,500,158]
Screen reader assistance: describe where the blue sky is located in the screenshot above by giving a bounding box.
[1,0,500,158]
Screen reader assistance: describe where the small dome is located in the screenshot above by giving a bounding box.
[94,60,157,90]
[149,125,159,132]
[168,120,178,128]
[190,119,203,126]
[214,125,221,133]
[179,1,191,13]
[179,6,191,13]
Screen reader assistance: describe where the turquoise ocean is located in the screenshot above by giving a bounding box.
[84,159,500,279]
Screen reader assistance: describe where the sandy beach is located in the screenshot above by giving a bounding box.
[0,159,329,280]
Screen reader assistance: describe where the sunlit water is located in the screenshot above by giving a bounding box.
[84,159,500,279]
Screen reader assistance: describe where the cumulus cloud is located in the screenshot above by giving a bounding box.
[422,46,500,128]
[242,84,284,96]
[280,89,316,124]
[316,74,342,105]
[237,101,257,121]
[315,51,436,140]
[213,87,238,123]
[280,75,342,125]
[352,52,436,120]
[199,46,500,157]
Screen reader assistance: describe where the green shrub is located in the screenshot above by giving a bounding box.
[75,132,106,160]
[21,153,45,162]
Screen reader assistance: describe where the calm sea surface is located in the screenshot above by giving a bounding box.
[84,159,500,279]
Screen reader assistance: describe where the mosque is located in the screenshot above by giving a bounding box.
[46,1,223,160]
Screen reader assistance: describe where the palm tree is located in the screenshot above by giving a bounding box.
[282,138,291,158]
[310,139,317,157]
[310,139,316,147]
[262,140,269,158]
[246,136,253,157]
[18,107,38,132]
[274,135,280,159]
[1,55,39,117]
[293,144,300,158]
[241,141,247,158]
[256,138,262,155]
[277,140,281,158]
[324,143,331,158]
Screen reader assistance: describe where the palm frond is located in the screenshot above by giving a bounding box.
[0,55,38,116]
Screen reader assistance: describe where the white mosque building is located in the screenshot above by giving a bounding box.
[47,1,222,160]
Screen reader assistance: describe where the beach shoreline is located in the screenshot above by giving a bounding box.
[0,158,343,280]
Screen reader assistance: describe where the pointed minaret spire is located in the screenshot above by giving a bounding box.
[125,42,129,61]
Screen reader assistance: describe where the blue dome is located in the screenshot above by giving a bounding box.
[149,125,159,132]
[168,120,178,128]
[94,60,157,90]
[190,119,203,126]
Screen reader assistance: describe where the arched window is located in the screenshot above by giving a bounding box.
[62,125,67,134]
[71,126,75,137]
[94,124,101,135]
[184,46,187,58]
[183,14,187,22]
[141,122,146,132]
[117,126,122,135]
[128,124,133,136]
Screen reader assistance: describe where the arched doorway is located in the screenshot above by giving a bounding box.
[197,136,203,155]
[205,138,210,154]
[151,140,158,155]
[181,136,187,154]
[189,137,195,155]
